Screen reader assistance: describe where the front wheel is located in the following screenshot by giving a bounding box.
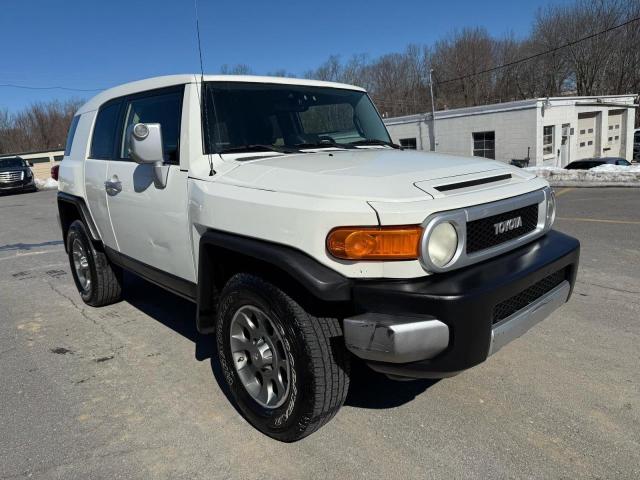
[216,273,350,442]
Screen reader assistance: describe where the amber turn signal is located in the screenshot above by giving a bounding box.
[326,225,423,260]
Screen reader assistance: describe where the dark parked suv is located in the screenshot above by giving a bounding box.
[0,157,36,193]
[565,157,631,170]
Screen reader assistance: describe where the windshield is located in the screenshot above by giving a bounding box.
[0,158,26,168]
[202,82,391,155]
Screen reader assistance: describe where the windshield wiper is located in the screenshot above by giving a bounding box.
[219,144,303,154]
[349,139,402,149]
[294,141,357,150]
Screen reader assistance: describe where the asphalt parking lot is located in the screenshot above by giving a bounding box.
[1,188,638,479]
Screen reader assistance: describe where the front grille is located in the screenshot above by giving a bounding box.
[466,204,538,254]
[0,171,23,183]
[493,269,566,324]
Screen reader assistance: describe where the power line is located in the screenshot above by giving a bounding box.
[436,15,640,86]
[0,83,104,92]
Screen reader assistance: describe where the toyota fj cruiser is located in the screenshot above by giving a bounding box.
[57,75,580,442]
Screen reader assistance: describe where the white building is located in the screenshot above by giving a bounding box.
[383,95,638,166]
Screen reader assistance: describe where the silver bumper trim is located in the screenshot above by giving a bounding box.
[343,314,450,363]
[489,280,570,356]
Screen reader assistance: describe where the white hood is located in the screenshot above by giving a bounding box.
[220,149,531,202]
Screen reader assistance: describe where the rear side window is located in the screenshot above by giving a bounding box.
[120,89,183,163]
[64,115,80,156]
[90,101,122,159]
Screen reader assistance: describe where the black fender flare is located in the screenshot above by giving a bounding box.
[196,230,352,334]
[57,192,102,249]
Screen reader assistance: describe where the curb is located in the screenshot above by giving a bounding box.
[548,182,640,187]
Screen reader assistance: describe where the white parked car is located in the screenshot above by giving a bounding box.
[57,75,580,441]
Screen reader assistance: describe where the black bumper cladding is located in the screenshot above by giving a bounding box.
[350,230,580,379]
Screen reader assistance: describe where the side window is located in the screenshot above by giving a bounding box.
[120,90,183,163]
[64,115,80,156]
[90,102,122,159]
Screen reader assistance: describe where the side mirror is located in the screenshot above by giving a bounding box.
[28,161,34,167]
[127,123,168,189]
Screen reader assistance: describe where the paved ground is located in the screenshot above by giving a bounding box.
[0,188,638,480]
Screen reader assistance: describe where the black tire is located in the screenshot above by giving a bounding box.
[216,273,350,442]
[66,220,122,307]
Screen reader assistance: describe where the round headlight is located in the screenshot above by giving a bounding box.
[427,222,458,268]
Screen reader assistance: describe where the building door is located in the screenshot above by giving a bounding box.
[605,110,624,157]
[577,113,597,159]
[559,124,570,167]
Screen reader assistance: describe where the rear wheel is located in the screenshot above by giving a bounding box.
[216,273,350,442]
[66,220,122,307]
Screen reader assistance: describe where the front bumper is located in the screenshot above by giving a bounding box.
[344,230,580,378]
[0,178,36,191]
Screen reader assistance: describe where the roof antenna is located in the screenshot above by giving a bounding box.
[194,0,216,176]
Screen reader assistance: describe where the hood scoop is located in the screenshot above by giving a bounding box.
[433,173,512,192]
[415,169,533,198]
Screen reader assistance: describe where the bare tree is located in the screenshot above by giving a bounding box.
[219,64,253,75]
[0,99,83,155]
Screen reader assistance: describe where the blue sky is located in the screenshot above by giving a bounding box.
[1,0,570,113]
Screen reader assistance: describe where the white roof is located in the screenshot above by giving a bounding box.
[77,74,366,114]
[383,94,638,125]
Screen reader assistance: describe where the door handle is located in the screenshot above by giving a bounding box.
[104,176,122,196]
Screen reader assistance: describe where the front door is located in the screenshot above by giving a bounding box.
[105,86,196,282]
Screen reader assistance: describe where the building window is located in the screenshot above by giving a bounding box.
[588,128,593,133]
[588,140,593,145]
[399,138,417,150]
[472,131,495,159]
[615,135,619,140]
[580,142,586,147]
[608,137,613,142]
[580,129,586,134]
[543,126,554,155]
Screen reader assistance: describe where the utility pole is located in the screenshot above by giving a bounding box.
[428,68,437,152]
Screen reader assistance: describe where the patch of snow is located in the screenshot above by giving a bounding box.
[35,177,59,190]
[524,164,640,186]
[590,163,640,172]
[524,166,566,172]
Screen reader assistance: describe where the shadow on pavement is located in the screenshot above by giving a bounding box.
[122,272,214,361]
[122,271,436,410]
[344,360,439,409]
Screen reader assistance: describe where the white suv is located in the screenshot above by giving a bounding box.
[57,75,580,441]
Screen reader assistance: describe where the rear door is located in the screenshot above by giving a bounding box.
[84,101,121,249]
[105,86,196,282]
